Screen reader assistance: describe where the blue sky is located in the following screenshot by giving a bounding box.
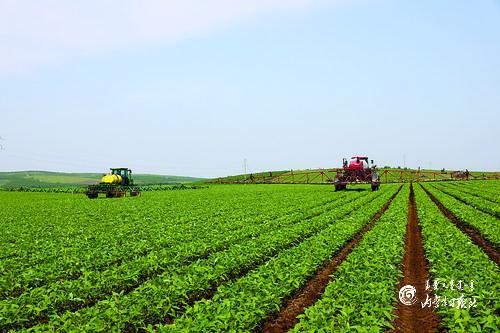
[1,0,499,177]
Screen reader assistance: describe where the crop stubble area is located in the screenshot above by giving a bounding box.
[0,181,498,332]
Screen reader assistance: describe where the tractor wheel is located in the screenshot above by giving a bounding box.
[87,192,98,199]
[371,184,379,191]
[335,184,344,191]
[106,192,114,198]
[130,191,141,197]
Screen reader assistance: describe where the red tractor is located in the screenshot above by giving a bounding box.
[334,156,381,191]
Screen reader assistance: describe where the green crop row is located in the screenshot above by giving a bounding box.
[0,186,342,296]
[26,186,398,332]
[445,181,500,203]
[0,188,344,298]
[155,186,400,332]
[422,184,500,247]
[414,185,499,332]
[432,183,499,218]
[292,184,410,332]
[1,189,359,329]
[0,187,378,326]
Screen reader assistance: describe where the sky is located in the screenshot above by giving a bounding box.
[1,0,499,177]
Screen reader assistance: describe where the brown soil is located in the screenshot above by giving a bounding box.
[421,185,500,265]
[260,186,402,333]
[391,184,440,333]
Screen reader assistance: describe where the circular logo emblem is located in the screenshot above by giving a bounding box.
[399,285,417,305]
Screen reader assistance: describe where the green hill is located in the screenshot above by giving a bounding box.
[0,171,204,188]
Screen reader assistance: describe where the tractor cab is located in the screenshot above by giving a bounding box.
[343,156,374,170]
[110,168,133,185]
[348,156,369,170]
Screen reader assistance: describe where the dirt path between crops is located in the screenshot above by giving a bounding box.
[421,185,500,265]
[260,186,402,333]
[391,184,439,333]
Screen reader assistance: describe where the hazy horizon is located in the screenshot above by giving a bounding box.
[1,0,499,178]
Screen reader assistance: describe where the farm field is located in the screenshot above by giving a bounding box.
[0,181,498,332]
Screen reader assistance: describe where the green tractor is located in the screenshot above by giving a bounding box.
[86,168,141,199]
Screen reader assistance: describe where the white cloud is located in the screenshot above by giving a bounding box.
[0,0,342,75]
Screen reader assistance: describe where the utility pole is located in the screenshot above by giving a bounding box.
[243,158,247,180]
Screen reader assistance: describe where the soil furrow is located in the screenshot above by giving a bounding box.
[259,185,402,333]
[421,185,500,265]
[391,183,439,332]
